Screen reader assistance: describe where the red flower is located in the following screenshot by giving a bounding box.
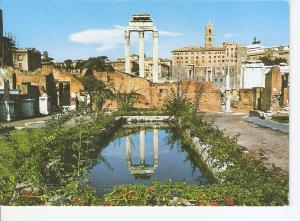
[146,185,153,192]
[209,202,219,206]
[226,197,235,206]
[104,200,113,206]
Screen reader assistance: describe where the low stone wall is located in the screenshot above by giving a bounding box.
[184,129,225,179]
[116,115,171,122]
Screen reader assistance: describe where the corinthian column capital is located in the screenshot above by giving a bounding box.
[139,31,144,38]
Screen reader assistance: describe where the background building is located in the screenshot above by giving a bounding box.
[246,37,289,64]
[13,48,41,71]
[0,9,15,67]
[171,21,247,89]
[108,55,172,81]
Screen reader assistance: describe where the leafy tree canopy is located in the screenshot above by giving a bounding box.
[260,56,287,66]
[78,56,113,72]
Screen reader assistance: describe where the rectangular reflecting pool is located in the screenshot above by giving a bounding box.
[87,125,212,195]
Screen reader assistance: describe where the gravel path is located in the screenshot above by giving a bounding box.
[204,112,289,172]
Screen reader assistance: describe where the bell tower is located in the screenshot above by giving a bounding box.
[205,20,214,48]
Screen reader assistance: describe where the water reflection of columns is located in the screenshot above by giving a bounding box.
[126,135,132,164]
[139,130,145,165]
[125,129,159,178]
[153,128,158,166]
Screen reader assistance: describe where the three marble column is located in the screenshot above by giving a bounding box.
[124,30,159,83]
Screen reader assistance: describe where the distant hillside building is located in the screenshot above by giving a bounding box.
[13,48,41,71]
[171,21,247,89]
[108,55,172,81]
[246,38,289,64]
[0,9,15,67]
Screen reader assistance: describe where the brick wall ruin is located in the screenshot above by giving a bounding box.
[94,70,222,112]
[234,66,288,113]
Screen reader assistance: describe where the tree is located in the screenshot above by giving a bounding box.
[78,56,113,72]
[80,69,112,112]
[131,61,139,75]
[41,51,54,63]
[260,56,287,66]
[64,59,73,70]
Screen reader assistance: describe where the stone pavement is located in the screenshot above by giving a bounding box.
[1,116,52,129]
[204,112,289,172]
[245,116,289,133]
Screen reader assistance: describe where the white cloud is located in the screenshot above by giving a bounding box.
[224,33,240,38]
[160,31,184,37]
[69,25,183,52]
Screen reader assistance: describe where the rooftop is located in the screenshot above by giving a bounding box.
[131,14,152,22]
[172,46,225,52]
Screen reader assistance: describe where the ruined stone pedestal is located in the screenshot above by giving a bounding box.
[0,101,15,121]
[39,94,51,115]
[225,90,232,112]
[21,99,35,118]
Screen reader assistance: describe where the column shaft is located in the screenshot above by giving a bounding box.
[205,68,209,81]
[226,66,230,90]
[152,31,159,83]
[209,68,213,82]
[125,30,131,74]
[139,31,145,78]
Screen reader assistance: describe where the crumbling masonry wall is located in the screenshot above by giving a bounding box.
[94,70,222,112]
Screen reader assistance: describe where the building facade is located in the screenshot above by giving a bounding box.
[0,9,15,67]
[246,38,289,64]
[108,55,172,81]
[240,62,289,89]
[13,48,41,71]
[171,22,247,89]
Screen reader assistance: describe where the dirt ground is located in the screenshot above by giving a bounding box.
[203,112,289,173]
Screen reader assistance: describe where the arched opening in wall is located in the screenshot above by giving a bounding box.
[136,94,149,105]
[158,88,168,97]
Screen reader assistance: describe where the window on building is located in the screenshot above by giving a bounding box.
[18,55,23,61]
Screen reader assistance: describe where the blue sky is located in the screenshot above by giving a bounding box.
[1,0,289,61]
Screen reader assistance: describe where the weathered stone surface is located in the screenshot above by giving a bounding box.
[94,71,222,112]
[261,66,282,112]
[234,89,253,113]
